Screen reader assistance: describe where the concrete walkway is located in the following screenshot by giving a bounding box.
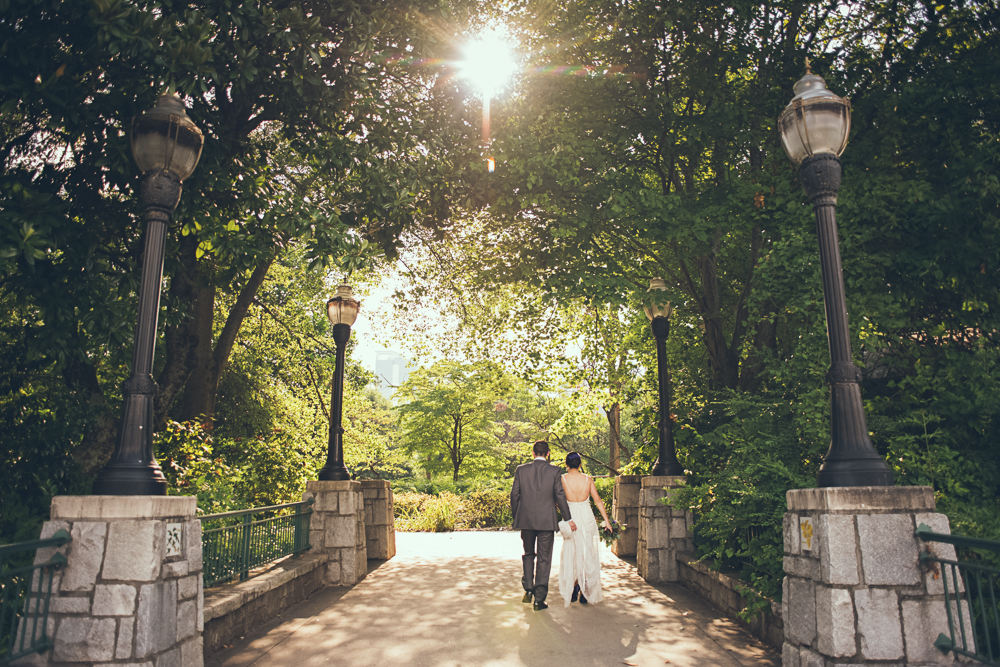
[207,532,780,667]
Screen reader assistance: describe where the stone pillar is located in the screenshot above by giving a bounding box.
[22,496,202,667]
[359,480,395,560]
[637,476,692,583]
[303,481,367,586]
[612,475,641,557]
[782,486,971,667]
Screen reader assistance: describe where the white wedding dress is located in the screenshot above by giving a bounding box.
[558,499,604,606]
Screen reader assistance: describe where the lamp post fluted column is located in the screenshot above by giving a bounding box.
[644,277,684,477]
[92,172,181,495]
[778,63,892,487]
[650,316,684,476]
[800,155,893,486]
[318,322,352,481]
[93,94,203,496]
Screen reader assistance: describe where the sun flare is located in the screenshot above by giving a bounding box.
[457,28,517,98]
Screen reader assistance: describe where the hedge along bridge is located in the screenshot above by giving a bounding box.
[1,479,996,667]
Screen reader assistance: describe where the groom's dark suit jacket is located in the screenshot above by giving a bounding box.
[510,459,572,531]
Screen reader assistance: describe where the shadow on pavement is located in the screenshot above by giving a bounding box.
[208,532,779,667]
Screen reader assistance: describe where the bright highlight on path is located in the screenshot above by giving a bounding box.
[208,532,778,667]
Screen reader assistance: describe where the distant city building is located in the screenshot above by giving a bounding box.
[375,351,408,391]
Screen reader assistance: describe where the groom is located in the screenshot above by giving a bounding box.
[510,440,575,611]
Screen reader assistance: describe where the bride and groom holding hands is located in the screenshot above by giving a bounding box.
[509,440,612,611]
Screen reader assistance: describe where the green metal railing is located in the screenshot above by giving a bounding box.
[916,523,1000,665]
[1,530,71,665]
[201,499,314,588]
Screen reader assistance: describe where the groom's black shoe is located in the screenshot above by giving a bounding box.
[533,600,548,611]
[521,591,533,604]
[571,583,580,603]
[579,592,588,605]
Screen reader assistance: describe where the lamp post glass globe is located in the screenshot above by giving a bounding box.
[319,285,361,481]
[779,64,892,488]
[644,276,673,321]
[645,278,684,477]
[326,284,361,326]
[92,93,203,496]
[778,62,850,166]
[131,94,204,180]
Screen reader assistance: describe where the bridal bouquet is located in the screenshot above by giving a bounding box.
[598,520,625,547]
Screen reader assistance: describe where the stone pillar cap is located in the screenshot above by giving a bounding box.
[306,480,361,492]
[787,486,934,511]
[615,475,644,483]
[640,476,687,488]
[51,495,197,520]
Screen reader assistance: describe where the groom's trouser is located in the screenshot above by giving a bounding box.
[521,529,554,602]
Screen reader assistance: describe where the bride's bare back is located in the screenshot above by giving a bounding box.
[562,471,593,503]
[561,471,611,529]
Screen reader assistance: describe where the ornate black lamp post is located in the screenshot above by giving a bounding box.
[778,63,893,487]
[644,278,684,476]
[318,284,361,481]
[93,94,204,495]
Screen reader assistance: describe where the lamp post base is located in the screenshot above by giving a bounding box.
[816,458,894,487]
[651,460,685,476]
[317,467,352,481]
[92,465,168,496]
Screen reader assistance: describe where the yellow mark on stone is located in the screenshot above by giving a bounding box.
[800,517,814,551]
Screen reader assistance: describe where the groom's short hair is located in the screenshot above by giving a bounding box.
[532,440,549,457]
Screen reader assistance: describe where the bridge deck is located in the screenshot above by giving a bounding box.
[207,531,779,667]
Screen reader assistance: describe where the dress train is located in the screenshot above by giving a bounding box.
[558,500,603,606]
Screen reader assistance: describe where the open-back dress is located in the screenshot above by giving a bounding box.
[558,476,604,606]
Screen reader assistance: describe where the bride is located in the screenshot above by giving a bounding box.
[558,451,611,606]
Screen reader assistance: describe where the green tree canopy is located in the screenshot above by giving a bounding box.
[0,0,486,477]
[395,360,513,481]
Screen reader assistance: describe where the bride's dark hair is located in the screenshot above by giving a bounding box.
[565,451,582,469]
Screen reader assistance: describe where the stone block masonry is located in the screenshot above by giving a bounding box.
[359,480,395,560]
[676,551,784,651]
[201,552,328,654]
[20,496,203,667]
[612,475,641,557]
[303,481,367,585]
[637,476,692,583]
[781,485,972,666]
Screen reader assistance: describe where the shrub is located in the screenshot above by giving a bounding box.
[461,489,512,528]
[394,492,460,531]
[393,491,429,520]
[393,489,513,531]
[593,477,615,523]
[667,392,817,603]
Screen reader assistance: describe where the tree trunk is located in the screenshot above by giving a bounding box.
[176,280,217,423]
[606,402,621,473]
[67,359,118,475]
[155,233,203,429]
[451,417,462,482]
[739,297,779,392]
[681,223,761,392]
[175,253,276,425]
